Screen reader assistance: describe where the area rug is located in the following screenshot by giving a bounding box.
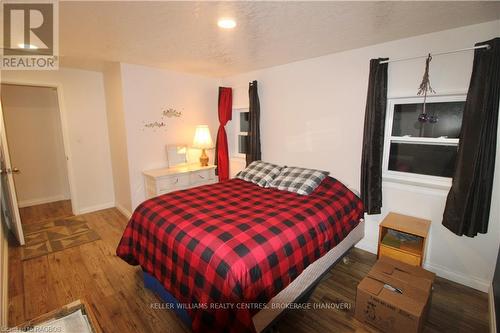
[21,217,101,260]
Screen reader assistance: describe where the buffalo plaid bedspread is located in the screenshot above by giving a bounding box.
[116,177,363,333]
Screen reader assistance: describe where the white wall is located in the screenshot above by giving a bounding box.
[119,63,219,209]
[103,63,133,216]
[222,20,500,291]
[1,84,70,207]
[1,68,115,214]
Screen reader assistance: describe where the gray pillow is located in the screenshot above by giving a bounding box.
[236,161,282,188]
[270,166,329,195]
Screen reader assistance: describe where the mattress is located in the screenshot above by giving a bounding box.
[142,219,365,332]
[253,219,365,332]
[117,177,364,333]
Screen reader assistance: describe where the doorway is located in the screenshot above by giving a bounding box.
[1,84,73,234]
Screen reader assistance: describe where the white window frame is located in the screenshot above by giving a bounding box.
[382,94,466,189]
[227,107,249,159]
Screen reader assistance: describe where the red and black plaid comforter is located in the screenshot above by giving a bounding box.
[116,177,363,333]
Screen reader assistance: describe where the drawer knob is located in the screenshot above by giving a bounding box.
[198,174,205,179]
[174,178,179,184]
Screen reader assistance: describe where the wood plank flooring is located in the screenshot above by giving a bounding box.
[8,207,489,332]
[278,249,489,333]
[19,200,73,225]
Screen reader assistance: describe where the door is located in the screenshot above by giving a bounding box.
[0,100,24,245]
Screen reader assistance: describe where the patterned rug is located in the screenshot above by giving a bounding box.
[21,217,101,260]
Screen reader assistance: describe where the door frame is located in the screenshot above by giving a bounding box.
[1,80,78,216]
[0,104,25,244]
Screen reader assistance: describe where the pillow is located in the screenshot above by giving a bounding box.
[236,161,282,188]
[270,166,329,195]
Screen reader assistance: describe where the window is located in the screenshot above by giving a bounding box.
[227,108,249,158]
[238,111,249,155]
[383,95,465,188]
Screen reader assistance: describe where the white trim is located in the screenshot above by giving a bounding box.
[382,94,466,189]
[490,283,497,333]
[424,261,490,292]
[383,172,452,190]
[77,202,115,215]
[387,91,468,100]
[17,194,70,208]
[1,80,78,216]
[115,203,132,219]
[228,107,249,159]
[1,225,8,328]
[355,240,378,255]
[389,136,459,146]
[0,101,25,245]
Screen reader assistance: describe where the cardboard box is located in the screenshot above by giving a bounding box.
[354,257,436,333]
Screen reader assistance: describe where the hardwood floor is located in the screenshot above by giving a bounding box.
[278,249,489,333]
[8,208,489,332]
[9,208,190,332]
[19,200,73,225]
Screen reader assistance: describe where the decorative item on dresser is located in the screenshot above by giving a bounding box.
[192,125,214,167]
[143,164,217,199]
[165,144,188,168]
[377,212,430,266]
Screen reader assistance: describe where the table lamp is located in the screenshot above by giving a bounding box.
[192,125,214,166]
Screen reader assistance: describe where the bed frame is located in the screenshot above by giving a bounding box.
[143,219,365,332]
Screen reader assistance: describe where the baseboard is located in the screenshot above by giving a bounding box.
[77,202,115,215]
[355,241,377,255]
[424,261,489,292]
[490,283,497,333]
[115,203,132,219]
[355,237,489,292]
[18,194,70,208]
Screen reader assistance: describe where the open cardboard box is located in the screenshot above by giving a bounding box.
[355,257,436,333]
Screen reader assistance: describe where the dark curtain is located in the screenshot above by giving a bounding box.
[214,87,232,181]
[442,37,500,237]
[246,80,261,166]
[360,58,388,215]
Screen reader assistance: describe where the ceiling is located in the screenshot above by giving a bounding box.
[59,1,500,77]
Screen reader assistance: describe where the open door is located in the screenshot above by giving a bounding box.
[0,100,24,245]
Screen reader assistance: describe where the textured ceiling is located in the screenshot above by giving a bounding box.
[59,1,500,77]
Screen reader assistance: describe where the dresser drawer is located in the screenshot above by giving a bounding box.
[379,245,421,266]
[189,169,214,185]
[157,174,190,192]
[157,185,189,196]
[144,165,217,198]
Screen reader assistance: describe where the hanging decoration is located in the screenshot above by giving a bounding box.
[142,107,183,131]
[162,107,182,118]
[417,54,438,123]
[143,121,166,130]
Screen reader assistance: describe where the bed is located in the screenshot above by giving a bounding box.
[116,176,364,333]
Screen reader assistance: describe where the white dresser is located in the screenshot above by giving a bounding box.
[143,164,217,199]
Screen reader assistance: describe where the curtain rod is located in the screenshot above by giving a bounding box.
[379,44,490,64]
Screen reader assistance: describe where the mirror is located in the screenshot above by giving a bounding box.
[166,144,188,167]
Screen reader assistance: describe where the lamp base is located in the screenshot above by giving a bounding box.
[199,148,209,167]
